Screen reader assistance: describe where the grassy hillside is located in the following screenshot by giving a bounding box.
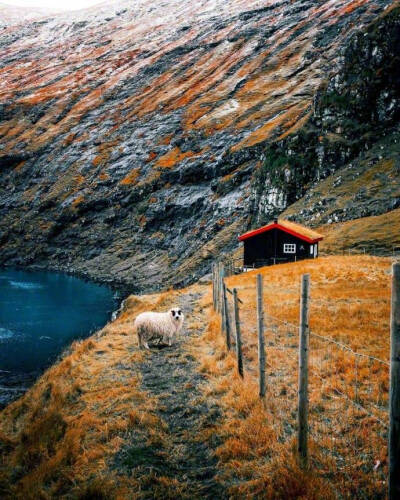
[0,290,187,498]
[196,255,392,498]
[0,255,394,498]
[318,208,400,255]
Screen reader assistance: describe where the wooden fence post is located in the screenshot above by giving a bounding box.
[217,262,221,312]
[298,273,310,468]
[389,263,400,500]
[218,264,225,314]
[214,263,218,312]
[215,262,219,311]
[221,271,226,334]
[212,263,216,311]
[223,283,231,350]
[233,288,243,377]
[257,274,266,398]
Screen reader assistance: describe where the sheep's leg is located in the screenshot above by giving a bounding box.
[137,327,149,350]
[137,330,143,349]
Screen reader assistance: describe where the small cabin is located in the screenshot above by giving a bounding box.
[238,219,323,268]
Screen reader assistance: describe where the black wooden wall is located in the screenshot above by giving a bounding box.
[243,228,318,267]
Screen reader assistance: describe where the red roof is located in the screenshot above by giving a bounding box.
[238,219,323,244]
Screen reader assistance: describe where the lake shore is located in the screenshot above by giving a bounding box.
[0,370,41,410]
[0,268,121,409]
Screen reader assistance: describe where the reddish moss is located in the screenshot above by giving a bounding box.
[156,146,207,168]
[120,169,140,185]
[72,194,85,206]
[146,151,157,163]
[99,171,109,181]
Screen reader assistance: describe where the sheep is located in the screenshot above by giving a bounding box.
[134,307,184,349]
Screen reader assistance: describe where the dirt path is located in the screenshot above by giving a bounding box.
[114,290,225,499]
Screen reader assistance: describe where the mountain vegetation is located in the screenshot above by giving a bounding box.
[0,0,398,290]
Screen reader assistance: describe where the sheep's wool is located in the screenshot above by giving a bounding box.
[134,308,184,349]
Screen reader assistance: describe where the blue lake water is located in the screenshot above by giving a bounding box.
[0,269,119,406]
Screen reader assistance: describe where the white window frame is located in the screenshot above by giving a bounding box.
[310,245,314,255]
[283,243,296,254]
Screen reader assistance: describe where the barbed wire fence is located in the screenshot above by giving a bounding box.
[211,261,400,499]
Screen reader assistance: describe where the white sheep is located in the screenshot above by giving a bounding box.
[134,307,184,349]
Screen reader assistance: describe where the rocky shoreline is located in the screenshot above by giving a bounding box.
[0,370,41,410]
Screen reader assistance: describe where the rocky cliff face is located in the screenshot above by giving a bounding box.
[253,2,400,226]
[0,0,398,290]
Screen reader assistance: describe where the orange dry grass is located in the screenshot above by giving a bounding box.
[226,255,391,356]
[318,208,400,255]
[99,170,110,181]
[231,101,311,152]
[92,151,110,167]
[190,255,392,498]
[155,146,204,168]
[0,289,180,499]
[188,294,332,499]
[119,168,140,186]
[0,257,391,498]
[72,194,85,206]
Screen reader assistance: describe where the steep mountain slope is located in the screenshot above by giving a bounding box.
[318,208,400,255]
[0,0,398,290]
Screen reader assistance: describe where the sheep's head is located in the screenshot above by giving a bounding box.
[169,307,184,323]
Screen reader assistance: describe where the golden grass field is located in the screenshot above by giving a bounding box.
[0,290,189,499]
[190,255,393,498]
[0,255,395,499]
[318,208,400,256]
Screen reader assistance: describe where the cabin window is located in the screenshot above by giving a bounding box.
[283,243,296,254]
[310,245,314,255]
